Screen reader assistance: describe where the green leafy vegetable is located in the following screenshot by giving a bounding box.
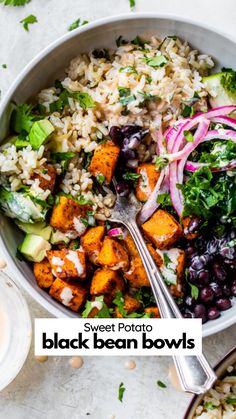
[0,0,30,5]
[157,380,167,388]
[118,382,126,402]
[123,172,141,182]
[68,18,88,32]
[144,54,168,68]
[52,152,76,161]
[134,287,156,307]
[183,130,194,142]
[155,156,168,170]
[197,140,236,168]
[179,167,236,219]
[20,14,37,31]
[28,119,54,150]
[139,92,159,102]
[11,104,35,133]
[72,92,95,109]
[163,253,172,267]
[1,64,7,69]
[50,88,95,112]
[77,196,93,205]
[118,87,136,106]
[221,69,236,94]
[146,75,152,84]
[96,174,105,185]
[113,291,150,318]
[82,296,112,318]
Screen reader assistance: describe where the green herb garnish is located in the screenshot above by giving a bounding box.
[155,156,168,170]
[92,49,110,60]
[82,296,112,318]
[189,282,199,300]
[68,18,88,32]
[119,66,137,74]
[157,380,167,388]
[225,397,236,404]
[144,54,168,68]
[221,68,236,94]
[118,382,126,402]
[96,174,105,185]
[1,64,7,69]
[181,105,194,118]
[204,401,217,410]
[20,14,37,31]
[183,131,194,142]
[118,87,136,106]
[129,0,135,9]
[0,0,30,5]
[123,172,141,182]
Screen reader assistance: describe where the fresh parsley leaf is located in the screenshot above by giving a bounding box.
[144,55,168,68]
[1,64,7,69]
[123,172,141,182]
[11,103,36,133]
[113,291,149,318]
[139,92,159,102]
[181,105,194,118]
[68,18,88,32]
[198,140,236,169]
[119,66,137,74]
[72,92,95,109]
[50,88,95,112]
[77,196,93,205]
[157,380,167,388]
[204,401,217,410]
[163,253,172,267]
[0,0,30,5]
[183,130,194,142]
[96,174,105,185]
[20,14,37,31]
[225,397,236,405]
[134,287,156,307]
[118,382,126,402]
[129,0,135,9]
[221,69,236,94]
[188,282,199,300]
[157,192,171,206]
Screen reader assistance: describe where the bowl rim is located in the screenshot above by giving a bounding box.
[0,12,236,333]
[183,346,236,419]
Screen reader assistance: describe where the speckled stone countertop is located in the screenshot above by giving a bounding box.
[0,1,236,418]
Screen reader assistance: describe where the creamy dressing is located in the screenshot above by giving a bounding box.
[139,169,151,195]
[56,267,62,273]
[51,256,64,266]
[73,217,87,236]
[156,248,181,285]
[60,287,73,306]
[0,307,10,362]
[66,250,84,276]
[91,301,103,311]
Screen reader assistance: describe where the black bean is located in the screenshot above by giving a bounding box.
[194,304,207,322]
[109,126,123,144]
[207,306,220,320]
[191,256,206,270]
[209,282,222,298]
[200,287,214,304]
[121,124,142,137]
[215,298,232,311]
[222,284,231,297]
[231,281,236,297]
[198,270,210,285]
[212,261,227,281]
[116,181,130,197]
[187,216,202,234]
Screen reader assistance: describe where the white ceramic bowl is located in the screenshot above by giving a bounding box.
[0,13,236,335]
[0,270,31,391]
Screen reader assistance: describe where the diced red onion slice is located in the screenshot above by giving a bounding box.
[107,227,124,238]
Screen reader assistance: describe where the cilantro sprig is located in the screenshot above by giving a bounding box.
[20,14,37,31]
[118,382,126,402]
[0,0,30,5]
[68,18,88,32]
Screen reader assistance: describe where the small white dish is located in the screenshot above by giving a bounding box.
[0,270,31,391]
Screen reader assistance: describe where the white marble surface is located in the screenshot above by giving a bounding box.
[0,1,236,418]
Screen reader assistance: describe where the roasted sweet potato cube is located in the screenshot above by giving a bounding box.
[50,195,91,233]
[32,164,57,192]
[89,141,120,184]
[81,226,105,264]
[135,163,160,202]
[114,294,142,318]
[97,237,129,270]
[144,307,160,318]
[90,268,125,297]
[49,278,87,312]
[123,234,150,287]
[33,258,54,289]
[182,216,198,240]
[47,248,86,279]
[141,209,182,250]
[169,250,185,298]
[147,243,163,267]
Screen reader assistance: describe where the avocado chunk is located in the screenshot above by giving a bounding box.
[203,72,236,107]
[50,230,70,245]
[28,119,54,150]
[18,234,51,262]
[16,221,52,241]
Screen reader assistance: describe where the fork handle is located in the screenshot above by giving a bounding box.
[123,219,216,394]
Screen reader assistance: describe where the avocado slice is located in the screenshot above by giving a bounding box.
[203,72,236,107]
[18,234,51,262]
[16,220,52,241]
[50,230,70,245]
[28,119,54,150]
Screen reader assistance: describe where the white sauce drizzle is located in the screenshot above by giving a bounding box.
[51,256,64,266]
[60,287,73,306]
[73,217,87,236]
[91,301,103,311]
[66,250,84,276]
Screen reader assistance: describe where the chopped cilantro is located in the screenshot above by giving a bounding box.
[119,66,137,74]
[188,282,199,300]
[157,192,171,206]
[157,380,167,388]
[50,88,95,112]
[183,131,194,142]
[52,152,76,161]
[70,239,80,250]
[139,92,159,102]
[221,69,236,94]
[155,156,168,170]
[163,253,172,267]
[0,0,30,5]
[96,174,105,185]
[181,105,194,118]
[118,87,136,106]
[129,0,135,9]
[11,103,36,133]
[123,172,141,182]
[68,18,88,32]
[204,401,217,410]
[20,14,37,31]
[225,397,236,404]
[116,36,129,47]
[134,287,156,307]
[1,64,7,69]
[77,196,93,205]
[92,49,110,60]
[82,296,112,318]
[113,291,150,318]
[72,92,95,109]
[144,54,168,68]
[131,36,147,47]
[118,382,126,402]
[84,151,93,169]
[146,75,152,84]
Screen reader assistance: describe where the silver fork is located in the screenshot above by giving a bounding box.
[107,181,216,394]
